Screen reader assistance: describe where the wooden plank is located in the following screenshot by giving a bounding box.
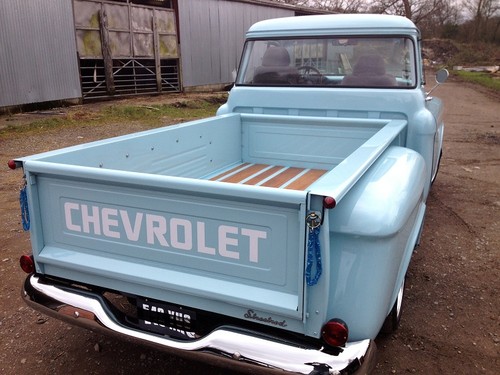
[285,169,328,190]
[152,13,162,92]
[99,9,115,94]
[243,165,283,185]
[221,164,269,183]
[210,163,250,181]
[261,167,305,188]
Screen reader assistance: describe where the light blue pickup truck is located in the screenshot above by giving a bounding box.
[11,14,447,375]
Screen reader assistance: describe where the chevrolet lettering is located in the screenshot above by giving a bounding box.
[63,201,268,263]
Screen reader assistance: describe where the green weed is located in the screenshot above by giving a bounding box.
[453,71,500,92]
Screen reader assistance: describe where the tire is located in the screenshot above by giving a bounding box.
[381,278,405,334]
[431,150,443,185]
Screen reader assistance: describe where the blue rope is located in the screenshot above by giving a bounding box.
[20,185,30,231]
[305,225,322,286]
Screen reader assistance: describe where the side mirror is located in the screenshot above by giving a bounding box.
[435,69,449,84]
[426,68,449,97]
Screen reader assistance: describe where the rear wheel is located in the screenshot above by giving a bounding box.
[381,278,405,334]
[431,150,443,185]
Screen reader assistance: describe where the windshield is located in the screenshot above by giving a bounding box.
[236,37,417,88]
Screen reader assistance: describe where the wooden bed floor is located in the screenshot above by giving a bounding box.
[209,163,327,190]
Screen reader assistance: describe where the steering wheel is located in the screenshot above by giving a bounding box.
[297,66,324,84]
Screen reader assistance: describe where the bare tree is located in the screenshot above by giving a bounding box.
[308,0,368,13]
[270,0,313,7]
[368,0,462,38]
[462,0,500,41]
[271,0,367,13]
[370,0,446,21]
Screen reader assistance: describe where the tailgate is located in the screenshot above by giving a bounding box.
[25,161,308,320]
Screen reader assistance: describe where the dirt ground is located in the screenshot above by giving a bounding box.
[0,79,498,375]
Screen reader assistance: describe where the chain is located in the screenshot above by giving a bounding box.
[305,212,322,286]
[19,181,30,231]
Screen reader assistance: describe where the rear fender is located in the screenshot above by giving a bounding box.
[327,146,426,340]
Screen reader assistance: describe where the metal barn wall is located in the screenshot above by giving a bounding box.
[178,0,293,88]
[0,1,81,108]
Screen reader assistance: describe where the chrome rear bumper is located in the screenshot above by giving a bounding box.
[23,274,376,374]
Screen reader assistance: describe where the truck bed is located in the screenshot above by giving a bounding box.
[24,113,399,192]
[18,112,408,339]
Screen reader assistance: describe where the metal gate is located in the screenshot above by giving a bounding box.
[73,0,180,99]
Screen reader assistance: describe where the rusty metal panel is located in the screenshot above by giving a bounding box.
[156,9,176,34]
[74,0,102,58]
[76,29,103,57]
[104,2,129,30]
[104,2,131,57]
[178,0,294,88]
[158,34,178,58]
[0,0,81,107]
[133,33,155,57]
[131,6,154,32]
[155,9,178,58]
[75,1,178,60]
[131,6,154,57]
[75,0,180,98]
[74,0,101,27]
[109,31,132,58]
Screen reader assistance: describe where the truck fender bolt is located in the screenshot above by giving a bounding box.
[232,352,241,360]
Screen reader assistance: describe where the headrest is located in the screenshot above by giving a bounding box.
[262,47,291,67]
[353,54,386,75]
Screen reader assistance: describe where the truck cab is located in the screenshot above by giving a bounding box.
[219,14,445,199]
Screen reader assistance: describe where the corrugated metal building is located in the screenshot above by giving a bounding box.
[0,0,81,108]
[178,0,295,89]
[0,0,319,110]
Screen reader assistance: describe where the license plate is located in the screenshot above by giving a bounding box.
[136,298,197,339]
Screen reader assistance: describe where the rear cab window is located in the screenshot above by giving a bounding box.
[236,36,417,88]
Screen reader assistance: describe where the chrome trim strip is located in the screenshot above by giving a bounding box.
[23,274,375,374]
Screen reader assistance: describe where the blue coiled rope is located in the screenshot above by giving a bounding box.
[19,185,30,231]
[305,225,322,286]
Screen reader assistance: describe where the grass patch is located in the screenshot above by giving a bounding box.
[101,99,221,125]
[0,117,69,137]
[452,70,500,92]
[0,96,226,139]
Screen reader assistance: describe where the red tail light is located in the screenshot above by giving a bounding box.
[323,196,336,209]
[321,318,348,347]
[20,255,35,274]
[8,160,19,170]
